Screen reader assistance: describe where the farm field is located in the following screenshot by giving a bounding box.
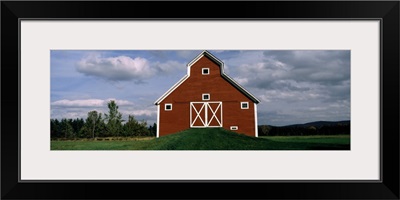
[51,128,350,150]
[259,135,350,145]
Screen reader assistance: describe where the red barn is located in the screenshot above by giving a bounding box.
[154,50,260,137]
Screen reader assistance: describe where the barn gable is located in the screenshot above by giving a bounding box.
[155,50,260,137]
[154,50,260,105]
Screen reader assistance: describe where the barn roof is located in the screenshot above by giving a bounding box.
[154,50,260,105]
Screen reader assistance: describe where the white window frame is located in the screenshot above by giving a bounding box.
[241,102,249,109]
[165,103,172,111]
[202,68,210,75]
[230,126,238,130]
[202,93,210,101]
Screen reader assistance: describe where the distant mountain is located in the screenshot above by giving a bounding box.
[258,120,351,136]
[269,120,350,128]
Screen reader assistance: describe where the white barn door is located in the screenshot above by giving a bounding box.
[190,102,222,128]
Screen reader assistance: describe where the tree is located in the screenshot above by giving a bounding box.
[123,115,139,136]
[137,120,150,136]
[60,118,74,138]
[51,119,61,139]
[148,123,157,136]
[152,123,157,136]
[123,115,151,136]
[85,110,102,139]
[96,118,107,137]
[261,125,270,136]
[104,100,123,136]
[71,118,85,138]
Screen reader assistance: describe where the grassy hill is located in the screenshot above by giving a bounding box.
[51,128,350,150]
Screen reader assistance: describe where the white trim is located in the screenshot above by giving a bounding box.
[205,103,208,126]
[154,50,260,105]
[202,68,210,75]
[156,105,160,138]
[254,103,258,137]
[206,103,221,126]
[241,102,249,109]
[165,103,172,111]
[189,102,192,127]
[220,102,223,127]
[222,74,261,103]
[187,50,224,70]
[190,101,222,104]
[187,53,205,71]
[189,51,260,103]
[202,93,210,101]
[190,102,206,127]
[154,75,188,105]
[190,101,222,128]
[230,126,238,131]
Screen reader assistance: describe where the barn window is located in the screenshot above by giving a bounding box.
[165,103,172,111]
[202,68,209,75]
[241,102,249,109]
[202,93,210,100]
[230,126,238,130]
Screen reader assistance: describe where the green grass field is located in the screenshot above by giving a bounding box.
[51,128,350,150]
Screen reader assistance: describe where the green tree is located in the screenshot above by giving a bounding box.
[96,118,107,137]
[137,120,150,136]
[71,118,85,138]
[51,119,61,139]
[152,123,157,136]
[104,100,123,136]
[123,115,151,136]
[85,110,102,139]
[123,115,139,136]
[148,123,157,136]
[261,125,270,136]
[60,118,74,138]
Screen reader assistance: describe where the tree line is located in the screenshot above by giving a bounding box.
[51,100,156,139]
[258,124,350,136]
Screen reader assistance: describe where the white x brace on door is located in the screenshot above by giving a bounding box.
[190,102,222,127]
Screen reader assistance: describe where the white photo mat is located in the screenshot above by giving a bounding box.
[20,20,380,180]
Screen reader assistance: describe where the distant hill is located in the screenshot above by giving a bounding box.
[258,120,350,136]
[282,120,350,128]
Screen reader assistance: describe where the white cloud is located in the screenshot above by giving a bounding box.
[257,88,325,104]
[121,108,157,117]
[153,61,185,73]
[51,98,157,124]
[52,99,134,107]
[76,54,186,82]
[309,107,327,111]
[76,54,156,81]
[105,98,134,106]
[52,99,104,107]
[234,77,248,85]
[63,111,89,119]
[51,107,104,120]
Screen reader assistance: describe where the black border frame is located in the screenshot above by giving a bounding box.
[2,1,399,199]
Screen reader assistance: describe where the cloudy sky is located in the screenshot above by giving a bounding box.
[51,50,350,126]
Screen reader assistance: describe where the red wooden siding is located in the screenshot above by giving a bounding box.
[159,56,256,136]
